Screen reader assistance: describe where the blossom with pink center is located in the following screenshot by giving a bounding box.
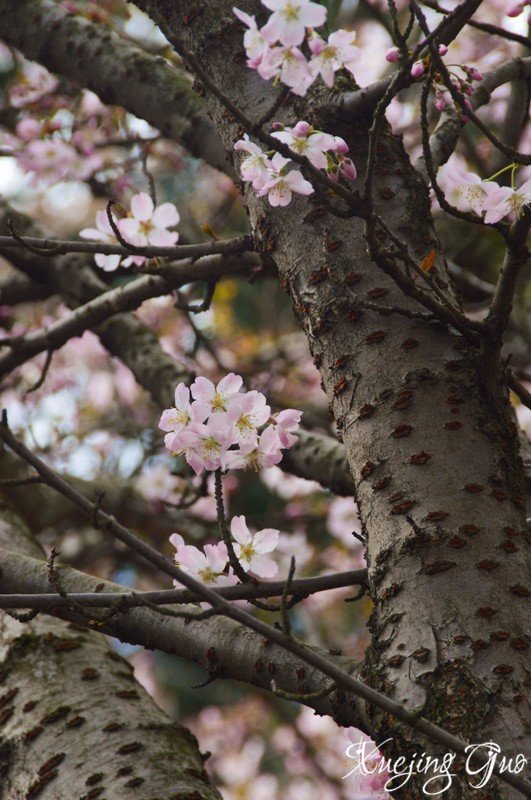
[167,414,238,475]
[191,373,243,418]
[119,192,180,266]
[230,515,279,577]
[483,178,531,223]
[436,161,495,215]
[225,424,283,470]
[8,61,58,108]
[308,29,360,87]
[261,45,314,95]
[79,208,122,272]
[234,134,272,190]
[271,121,346,169]
[257,152,314,206]
[227,390,271,444]
[159,383,207,449]
[273,408,302,447]
[261,0,327,47]
[233,7,271,61]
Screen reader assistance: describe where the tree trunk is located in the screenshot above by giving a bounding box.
[0,503,221,800]
[133,3,530,797]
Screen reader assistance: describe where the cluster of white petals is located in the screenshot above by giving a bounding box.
[159,374,301,475]
[436,160,531,223]
[234,121,356,206]
[234,1,360,96]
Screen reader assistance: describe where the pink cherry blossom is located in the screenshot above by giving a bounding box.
[8,60,58,108]
[257,152,314,206]
[309,29,360,87]
[230,515,279,577]
[17,139,77,185]
[271,121,345,169]
[119,192,180,267]
[233,7,270,62]
[344,728,392,799]
[227,391,271,444]
[159,383,207,450]
[225,424,284,470]
[261,0,327,47]
[273,408,302,447]
[176,541,237,587]
[234,135,272,189]
[262,46,314,95]
[191,373,243,418]
[483,177,531,223]
[167,414,237,475]
[436,160,495,214]
[79,209,122,272]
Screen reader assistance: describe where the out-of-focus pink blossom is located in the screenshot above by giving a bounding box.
[8,61,58,108]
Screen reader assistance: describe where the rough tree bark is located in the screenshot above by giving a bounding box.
[0,503,221,800]
[0,1,529,798]
[128,3,529,798]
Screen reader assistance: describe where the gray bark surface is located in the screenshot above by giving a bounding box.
[131,3,530,796]
[0,505,221,800]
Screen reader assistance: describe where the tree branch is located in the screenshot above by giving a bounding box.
[0,0,230,175]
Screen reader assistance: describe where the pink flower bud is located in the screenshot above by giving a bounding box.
[411,61,425,78]
[15,117,41,141]
[435,93,446,111]
[438,44,448,56]
[468,68,483,81]
[386,46,400,63]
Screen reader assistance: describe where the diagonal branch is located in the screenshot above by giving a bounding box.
[0,252,252,379]
[1,418,530,797]
[0,0,230,175]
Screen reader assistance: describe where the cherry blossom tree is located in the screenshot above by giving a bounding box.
[0,0,529,798]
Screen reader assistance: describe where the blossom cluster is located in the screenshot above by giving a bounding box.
[79,192,180,271]
[170,515,279,584]
[159,374,301,475]
[234,121,357,206]
[437,160,531,223]
[234,1,360,97]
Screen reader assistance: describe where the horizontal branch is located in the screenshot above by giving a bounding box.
[0,0,230,174]
[0,568,368,610]
[0,232,252,261]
